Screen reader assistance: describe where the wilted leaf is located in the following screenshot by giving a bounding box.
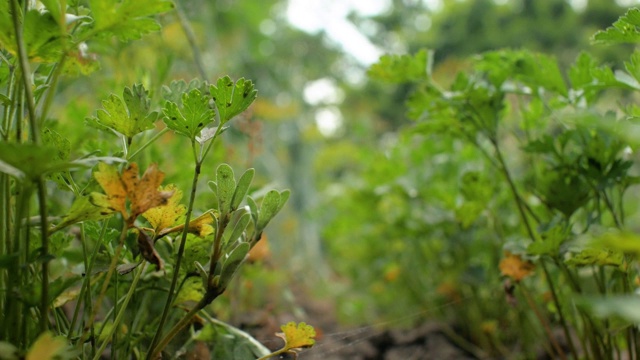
[499,252,535,282]
[136,229,163,270]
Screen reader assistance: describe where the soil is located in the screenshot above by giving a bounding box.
[237,296,480,360]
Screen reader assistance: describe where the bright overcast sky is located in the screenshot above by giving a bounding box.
[286,0,394,65]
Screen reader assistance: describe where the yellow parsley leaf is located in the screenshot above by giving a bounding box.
[92,162,126,215]
[159,211,215,238]
[91,162,172,224]
[26,332,68,360]
[142,184,186,233]
[122,163,171,219]
[277,321,316,350]
[499,251,535,282]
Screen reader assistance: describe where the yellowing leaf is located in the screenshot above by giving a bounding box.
[174,277,205,305]
[142,184,186,233]
[499,252,535,282]
[122,163,171,218]
[26,332,68,360]
[92,162,127,214]
[159,211,215,238]
[91,162,172,224]
[277,322,316,350]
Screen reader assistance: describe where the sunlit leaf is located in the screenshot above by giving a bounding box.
[210,76,258,124]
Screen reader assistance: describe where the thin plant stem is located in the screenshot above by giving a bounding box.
[127,127,170,161]
[490,140,579,358]
[68,221,108,340]
[520,282,567,360]
[80,221,129,346]
[174,1,207,80]
[10,0,53,335]
[149,298,208,359]
[147,149,202,358]
[36,179,50,332]
[92,262,147,360]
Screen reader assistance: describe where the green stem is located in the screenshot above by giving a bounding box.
[149,297,209,359]
[9,0,40,144]
[127,127,170,161]
[80,221,129,345]
[92,262,147,360]
[147,156,202,358]
[174,1,207,80]
[68,221,107,340]
[520,281,567,360]
[36,178,50,332]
